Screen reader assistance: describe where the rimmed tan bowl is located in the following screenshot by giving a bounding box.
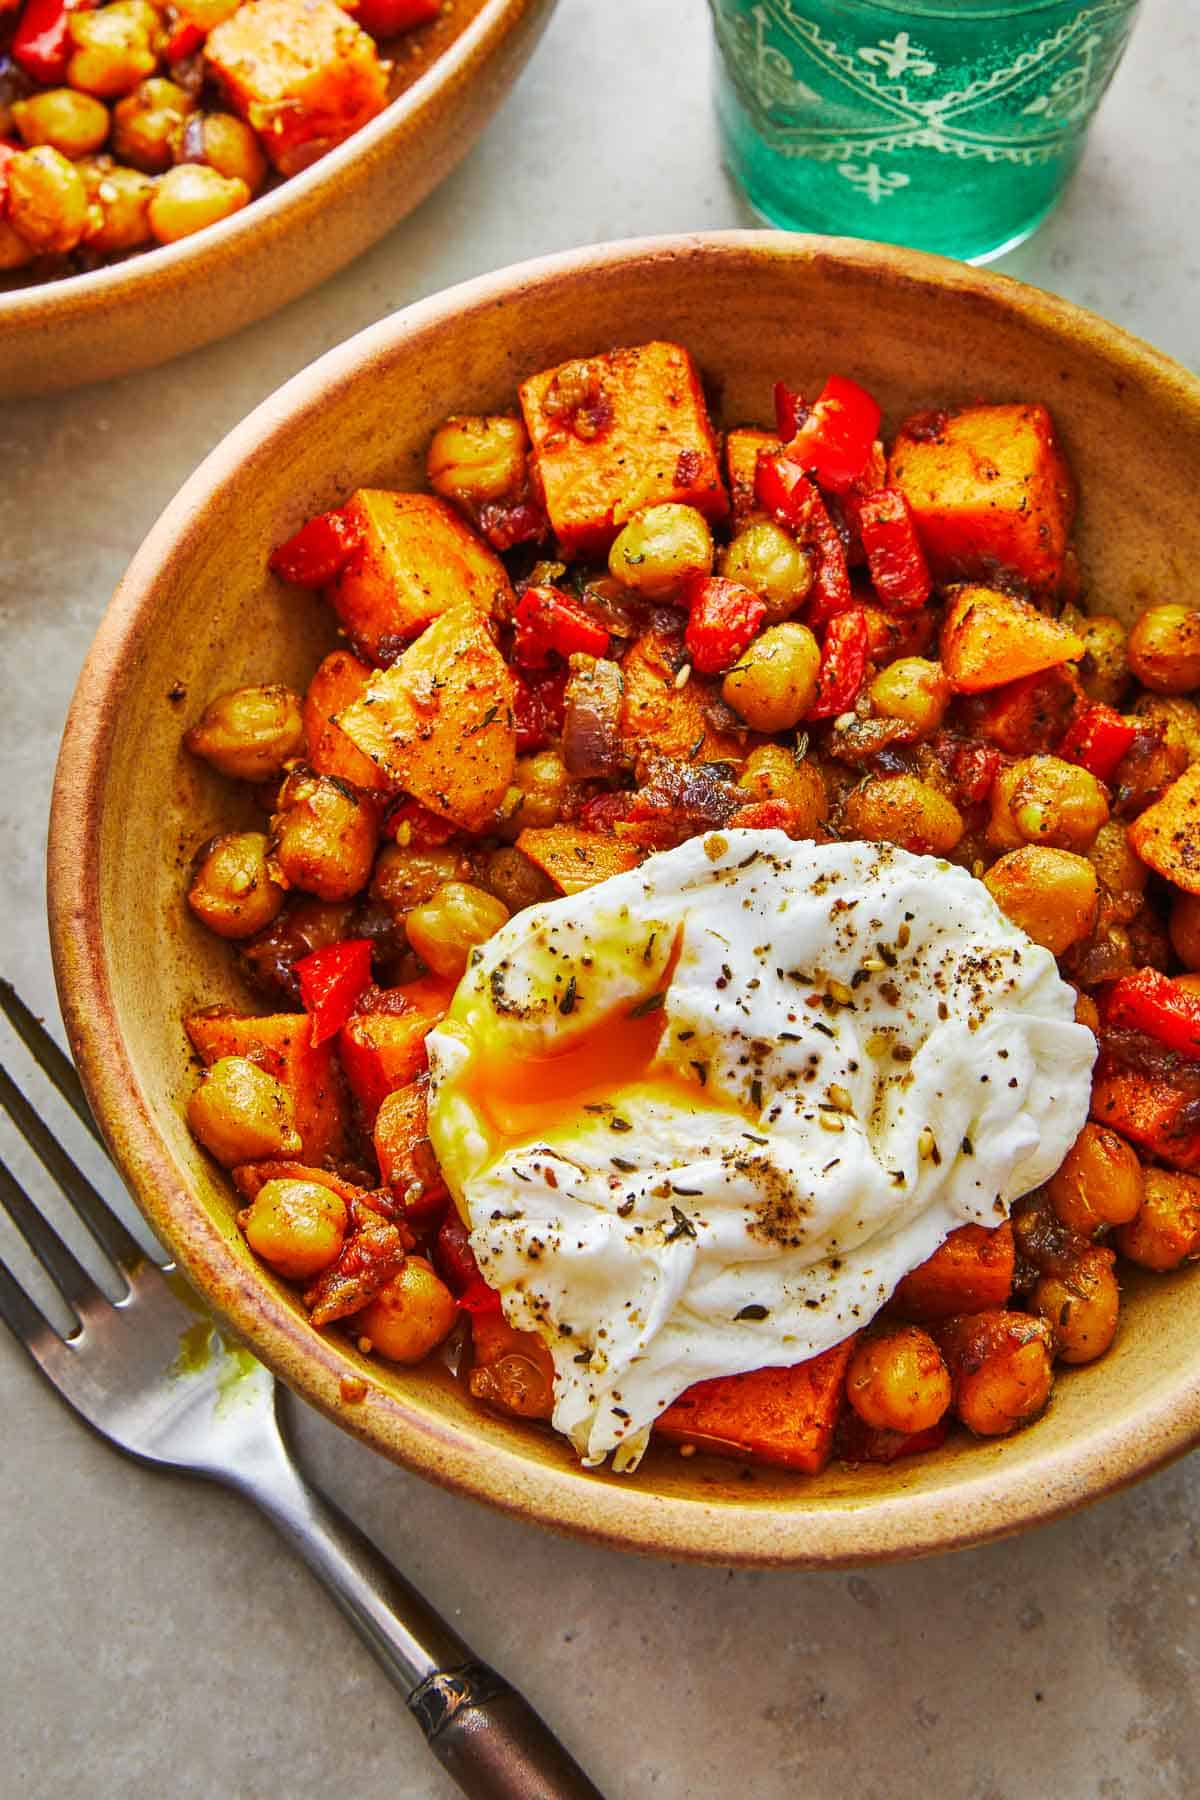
[0,0,552,397]
[49,232,1200,1566]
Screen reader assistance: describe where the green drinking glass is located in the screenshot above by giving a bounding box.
[709,0,1143,263]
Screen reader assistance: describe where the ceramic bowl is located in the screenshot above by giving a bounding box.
[0,0,552,397]
[49,233,1200,1565]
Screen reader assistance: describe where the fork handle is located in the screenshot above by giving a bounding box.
[228,1433,603,1800]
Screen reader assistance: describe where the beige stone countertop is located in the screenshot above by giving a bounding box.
[2,0,1198,1793]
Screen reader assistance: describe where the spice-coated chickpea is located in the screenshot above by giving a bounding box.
[354,1257,458,1363]
[721,622,820,732]
[608,504,714,600]
[239,1178,348,1281]
[1045,1122,1143,1237]
[868,657,950,740]
[406,881,510,981]
[738,744,826,838]
[184,683,305,781]
[191,112,268,193]
[983,845,1098,955]
[1115,1169,1200,1271]
[67,2,160,99]
[6,146,90,254]
[12,88,110,158]
[269,769,379,902]
[843,775,964,856]
[1074,612,1129,706]
[497,750,572,839]
[987,755,1109,853]
[112,77,193,172]
[149,162,250,243]
[719,521,813,623]
[478,845,557,914]
[939,1311,1055,1438]
[1087,818,1147,914]
[427,414,529,508]
[80,158,155,251]
[370,843,470,919]
[188,832,286,940]
[846,1326,951,1434]
[1127,604,1200,695]
[1032,1248,1119,1365]
[186,1056,301,1167]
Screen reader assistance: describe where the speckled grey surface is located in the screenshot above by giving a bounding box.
[2,1,1198,1794]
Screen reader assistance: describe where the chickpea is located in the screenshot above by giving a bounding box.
[719,521,812,623]
[0,221,35,271]
[987,755,1109,853]
[1045,1123,1142,1238]
[939,1310,1055,1438]
[184,683,305,781]
[497,750,572,840]
[469,1314,556,1418]
[188,832,285,940]
[79,158,155,252]
[983,845,1098,955]
[239,1178,347,1281]
[868,658,950,740]
[1115,1169,1200,1271]
[427,414,528,508]
[1133,694,1200,766]
[190,111,268,193]
[1032,1248,1119,1365]
[354,1257,457,1364]
[1127,604,1200,695]
[721,622,820,732]
[608,504,713,600]
[370,843,469,919]
[1087,818,1147,915]
[1073,611,1129,706]
[269,770,379,903]
[406,881,510,981]
[478,845,556,914]
[149,162,250,243]
[843,775,964,856]
[846,1326,951,1434]
[186,1056,301,1166]
[6,146,90,254]
[67,2,160,99]
[112,77,192,173]
[12,89,110,159]
[1170,892,1200,970]
[738,744,826,838]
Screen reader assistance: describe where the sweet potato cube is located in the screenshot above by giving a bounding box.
[1090,1066,1200,1172]
[654,1339,855,1472]
[337,978,452,1123]
[516,825,641,893]
[206,0,389,177]
[186,1009,348,1162]
[519,341,729,558]
[890,1223,1015,1323]
[725,426,779,529]
[958,665,1080,754]
[336,603,516,831]
[373,1078,447,1221]
[302,650,393,792]
[889,403,1075,593]
[619,622,746,765]
[940,585,1084,694]
[330,491,512,663]
[1129,763,1200,894]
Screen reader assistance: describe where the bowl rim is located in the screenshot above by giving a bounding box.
[0,0,530,325]
[49,230,1200,1566]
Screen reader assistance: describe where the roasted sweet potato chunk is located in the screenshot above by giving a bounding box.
[330,490,512,663]
[1090,1066,1200,1172]
[725,426,779,529]
[516,825,641,893]
[1129,763,1200,894]
[186,1008,348,1162]
[373,1077,448,1221]
[654,1338,855,1472]
[336,603,516,831]
[206,0,389,177]
[619,620,746,765]
[302,650,392,792]
[941,585,1084,693]
[889,403,1075,594]
[890,1223,1015,1322]
[520,341,728,558]
[337,977,453,1124]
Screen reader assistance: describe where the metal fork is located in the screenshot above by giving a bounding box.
[0,981,602,1800]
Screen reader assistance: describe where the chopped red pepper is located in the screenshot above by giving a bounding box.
[295,938,374,1047]
[780,373,881,494]
[382,798,458,848]
[947,739,1003,808]
[13,0,94,83]
[807,606,870,720]
[477,498,547,554]
[803,496,854,628]
[512,667,568,751]
[434,1210,501,1310]
[1105,968,1200,1061]
[772,379,808,442]
[728,796,801,836]
[352,0,438,33]
[456,1273,504,1316]
[754,451,820,534]
[269,509,360,588]
[856,487,932,612]
[1058,702,1137,784]
[683,576,766,675]
[512,585,609,669]
[753,455,852,627]
[165,16,206,58]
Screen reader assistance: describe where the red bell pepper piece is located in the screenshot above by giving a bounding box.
[773,379,808,442]
[165,16,206,58]
[512,585,609,669]
[512,667,568,751]
[683,575,766,675]
[856,487,932,612]
[728,796,801,836]
[803,498,854,628]
[268,509,360,588]
[434,1209,503,1314]
[1105,968,1200,1061]
[807,606,869,720]
[352,0,438,34]
[754,451,820,534]
[12,0,94,83]
[948,740,1002,808]
[478,498,547,554]
[295,938,374,1047]
[382,798,458,848]
[1057,702,1137,784]
[753,455,853,627]
[780,372,881,494]
[456,1273,504,1316]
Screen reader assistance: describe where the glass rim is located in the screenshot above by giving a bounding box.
[799,0,1137,16]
